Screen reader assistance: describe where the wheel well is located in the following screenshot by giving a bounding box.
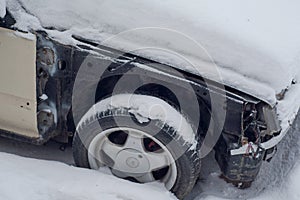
[92,75,211,138]
[67,74,211,144]
[134,83,181,110]
[94,75,181,107]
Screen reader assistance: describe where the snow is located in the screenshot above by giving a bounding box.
[0,0,5,18]
[265,81,300,148]
[5,0,300,138]
[199,161,300,200]
[80,94,197,147]
[250,162,300,200]
[0,152,176,200]
[5,0,300,106]
[5,1,300,138]
[13,31,35,41]
[194,113,300,200]
[39,94,48,101]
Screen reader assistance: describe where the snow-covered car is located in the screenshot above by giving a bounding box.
[0,1,299,199]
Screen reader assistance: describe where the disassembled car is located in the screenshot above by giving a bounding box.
[0,7,299,199]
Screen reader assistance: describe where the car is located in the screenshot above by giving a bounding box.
[1,2,299,199]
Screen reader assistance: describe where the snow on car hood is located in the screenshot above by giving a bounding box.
[6,0,300,107]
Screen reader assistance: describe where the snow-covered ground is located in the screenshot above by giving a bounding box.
[0,112,299,200]
[0,152,177,200]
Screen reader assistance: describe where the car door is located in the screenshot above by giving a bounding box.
[0,27,39,138]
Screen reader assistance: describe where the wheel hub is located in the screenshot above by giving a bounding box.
[126,157,139,168]
[114,149,150,174]
[88,127,178,189]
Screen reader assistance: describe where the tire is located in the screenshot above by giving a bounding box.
[72,94,201,199]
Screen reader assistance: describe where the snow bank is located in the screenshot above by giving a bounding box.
[250,161,300,200]
[200,156,300,200]
[0,152,176,200]
[0,0,5,18]
[201,161,300,200]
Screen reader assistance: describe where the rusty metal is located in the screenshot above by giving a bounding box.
[37,47,55,66]
[276,88,288,100]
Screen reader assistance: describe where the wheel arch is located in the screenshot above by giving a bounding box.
[91,73,211,138]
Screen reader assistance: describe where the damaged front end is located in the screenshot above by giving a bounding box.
[215,102,281,187]
[1,9,286,190]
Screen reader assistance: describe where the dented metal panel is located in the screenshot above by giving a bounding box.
[0,27,38,138]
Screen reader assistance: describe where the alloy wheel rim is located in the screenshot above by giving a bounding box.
[88,127,177,190]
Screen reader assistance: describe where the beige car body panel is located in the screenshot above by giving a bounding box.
[0,27,39,138]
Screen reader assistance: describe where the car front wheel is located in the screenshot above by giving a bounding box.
[72,94,201,199]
